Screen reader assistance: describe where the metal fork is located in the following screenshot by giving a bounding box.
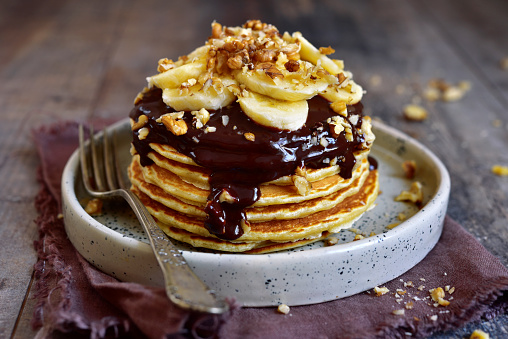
[79,125,229,314]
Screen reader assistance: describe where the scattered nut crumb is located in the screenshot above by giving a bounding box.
[392,309,405,316]
[403,104,428,121]
[161,115,188,135]
[417,285,425,291]
[85,198,103,216]
[131,114,148,130]
[325,236,339,246]
[430,287,450,306]
[500,57,508,70]
[404,281,414,288]
[405,301,414,310]
[470,329,490,339]
[430,315,438,321]
[292,175,312,196]
[244,132,255,141]
[423,78,471,102]
[353,234,365,241]
[442,86,464,102]
[492,165,508,176]
[374,286,390,296]
[395,181,423,205]
[448,287,455,294]
[138,127,149,140]
[57,213,64,219]
[402,160,417,179]
[386,222,400,230]
[277,304,290,314]
[398,213,407,221]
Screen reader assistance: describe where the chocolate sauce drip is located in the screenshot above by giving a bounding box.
[368,156,378,171]
[130,88,368,240]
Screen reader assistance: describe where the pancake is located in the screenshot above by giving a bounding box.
[127,20,378,253]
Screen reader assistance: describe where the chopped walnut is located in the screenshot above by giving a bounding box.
[325,236,339,246]
[395,181,423,205]
[284,60,300,72]
[131,114,148,130]
[277,304,290,314]
[442,86,464,102]
[430,287,450,306]
[319,46,335,55]
[501,57,508,70]
[403,104,428,121]
[138,127,149,140]
[292,175,312,196]
[191,108,211,129]
[244,132,255,141]
[386,222,400,230]
[211,22,222,39]
[470,329,490,339]
[373,286,389,296]
[405,301,414,310]
[157,58,175,72]
[161,115,188,135]
[492,165,508,176]
[392,309,405,316]
[402,160,417,179]
[295,165,307,178]
[85,198,103,216]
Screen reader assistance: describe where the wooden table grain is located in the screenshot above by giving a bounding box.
[1,0,507,337]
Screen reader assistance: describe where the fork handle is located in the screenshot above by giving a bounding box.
[120,189,229,314]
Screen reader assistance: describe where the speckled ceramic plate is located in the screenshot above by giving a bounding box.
[62,118,450,307]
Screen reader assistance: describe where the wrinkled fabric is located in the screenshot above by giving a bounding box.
[31,121,508,338]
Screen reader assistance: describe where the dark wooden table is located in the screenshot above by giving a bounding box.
[1,0,507,337]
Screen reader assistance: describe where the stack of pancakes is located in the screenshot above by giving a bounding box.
[128,145,378,253]
[127,20,378,253]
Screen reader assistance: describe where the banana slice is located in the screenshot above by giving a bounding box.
[148,62,207,89]
[293,32,342,75]
[234,68,330,102]
[320,80,364,105]
[163,81,236,111]
[238,91,308,131]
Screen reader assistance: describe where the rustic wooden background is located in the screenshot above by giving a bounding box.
[1,0,507,337]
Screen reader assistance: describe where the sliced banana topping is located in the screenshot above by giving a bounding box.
[238,91,308,131]
[143,20,364,131]
[162,78,236,111]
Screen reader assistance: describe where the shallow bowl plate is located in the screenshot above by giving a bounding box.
[62,119,450,306]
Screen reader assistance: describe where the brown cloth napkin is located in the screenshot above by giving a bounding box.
[31,121,508,339]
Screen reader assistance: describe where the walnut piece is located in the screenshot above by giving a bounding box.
[395,181,423,205]
[319,46,335,55]
[85,198,103,216]
[492,165,508,176]
[470,329,490,339]
[277,304,290,314]
[292,175,312,196]
[131,114,148,130]
[244,132,255,141]
[430,287,450,306]
[284,60,300,72]
[402,160,417,179]
[161,115,188,135]
[373,286,389,296]
[403,104,428,121]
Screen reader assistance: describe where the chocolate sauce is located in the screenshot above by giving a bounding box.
[368,156,378,171]
[130,88,369,240]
